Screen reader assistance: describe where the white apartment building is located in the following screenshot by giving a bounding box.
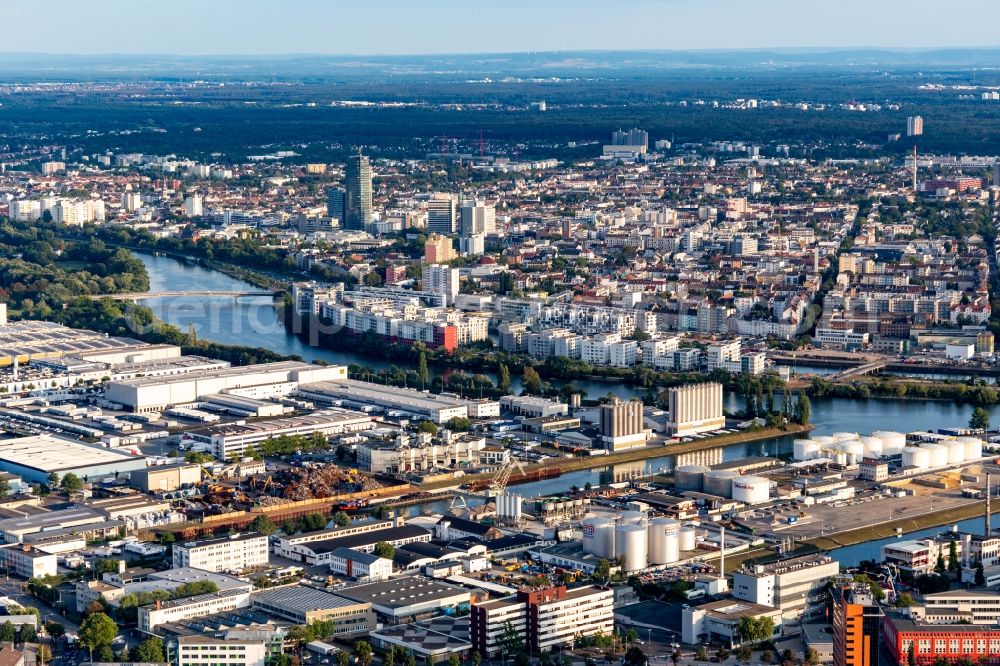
[731,554,840,621]
[172,532,269,573]
[184,194,204,217]
[0,544,57,579]
[882,536,964,576]
[422,264,460,306]
[328,547,393,581]
[912,590,1000,625]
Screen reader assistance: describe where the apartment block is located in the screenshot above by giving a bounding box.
[172,532,269,573]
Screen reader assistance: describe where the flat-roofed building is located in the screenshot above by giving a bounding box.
[295,379,499,423]
[0,544,57,578]
[251,585,375,634]
[470,585,613,657]
[0,434,146,484]
[732,554,840,621]
[682,599,783,646]
[170,634,268,666]
[280,525,432,566]
[140,588,253,633]
[132,463,202,493]
[337,575,471,625]
[173,532,269,573]
[105,361,347,413]
[329,547,393,581]
[187,408,374,460]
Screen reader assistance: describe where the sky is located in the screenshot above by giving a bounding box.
[3,0,998,55]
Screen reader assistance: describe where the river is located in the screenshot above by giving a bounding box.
[138,252,1000,541]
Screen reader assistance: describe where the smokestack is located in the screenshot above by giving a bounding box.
[719,525,726,578]
[912,146,918,192]
[987,472,992,537]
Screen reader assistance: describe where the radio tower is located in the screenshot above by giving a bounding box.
[912,145,918,192]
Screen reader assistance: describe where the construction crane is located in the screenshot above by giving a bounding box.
[488,457,527,499]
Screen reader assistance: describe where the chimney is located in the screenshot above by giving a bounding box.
[719,525,726,578]
[987,472,992,537]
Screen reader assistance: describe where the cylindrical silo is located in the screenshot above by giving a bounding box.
[841,440,864,466]
[812,435,836,447]
[582,517,616,558]
[903,447,931,469]
[832,432,859,442]
[793,439,820,462]
[859,436,883,458]
[616,523,648,572]
[963,437,983,461]
[620,510,647,526]
[675,465,709,492]
[873,431,906,455]
[945,439,966,465]
[679,527,697,552]
[648,518,681,565]
[704,470,740,498]
[732,476,770,504]
[922,443,948,468]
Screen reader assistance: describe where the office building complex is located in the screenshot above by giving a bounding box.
[470,586,613,657]
[345,152,372,230]
[831,582,882,666]
[172,532,269,573]
[666,382,725,436]
[460,199,495,235]
[732,554,839,621]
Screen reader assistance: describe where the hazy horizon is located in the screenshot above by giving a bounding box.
[1,0,996,56]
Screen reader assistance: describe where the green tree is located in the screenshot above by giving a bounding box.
[448,654,461,666]
[0,478,10,496]
[907,643,916,666]
[624,628,638,644]
[970,406,991,430]
[522,367,543,395]
[592,558,611,583]
[804,647,818,665]
[337,652,350,666]
[935,554,947,574]
[624,646,647,666]
[499,620,525,655]
[736,646,752,663]
[79,612,117,659]
[976,561,987,586]
[895,593,916,608]
[0,622,14,642]
[60,472,84,491]
[133,637,165,662]
[949,541,960,571]
[795,391,811,425]
[333,511,351,527]
[95,559,121,577]
[417,349,429,390]
[373,541,395,560]
[417,420,438,435]
[498,363,511,393]
[352,641,373,666]
[471,651,482,666]
[16,623,35,645]
[250,515,278,536]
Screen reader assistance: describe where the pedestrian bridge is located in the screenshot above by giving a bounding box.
[92,290,279,301]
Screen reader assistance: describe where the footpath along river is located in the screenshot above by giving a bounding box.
[136,252,1000,552]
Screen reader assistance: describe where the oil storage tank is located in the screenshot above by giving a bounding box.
[732,476,770,504]
[675,465,709,493]
[581,517,616,558]
[922,443,948,468]
[679,527,697,552]
[704,470,740,498]
[648,518,681,565]
[793,439,820,462]
[615,523,648,572]
[945,439,966,465]
[620,510,647,526]
[873,431,906,455]
[961,437,983,461]
[902,446,931,470]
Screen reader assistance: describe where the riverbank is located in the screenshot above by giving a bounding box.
[416,423,813,494]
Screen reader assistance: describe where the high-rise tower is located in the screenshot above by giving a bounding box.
[344,151,372,231]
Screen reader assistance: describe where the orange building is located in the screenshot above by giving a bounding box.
[423,233,455,263]
[832,581,883,666]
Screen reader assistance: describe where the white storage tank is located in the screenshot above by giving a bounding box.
[582,517,616,558]
[675,465,709,493]
[873,431,906,455]
[793,439,820,462]
[732,476,770,504]
[841,440,865,465]
[962,437,983,461]
[945,439,966,465]
[859,436,884,457]
[620,510,647,526]
[679,527,697,552]
[812,435,836,446]
[704,470,741,498]
[902,446,931,470]
[832,432,859,442]
[615,523,648,572]
[648,518,681,565]
[922,443,948,468]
